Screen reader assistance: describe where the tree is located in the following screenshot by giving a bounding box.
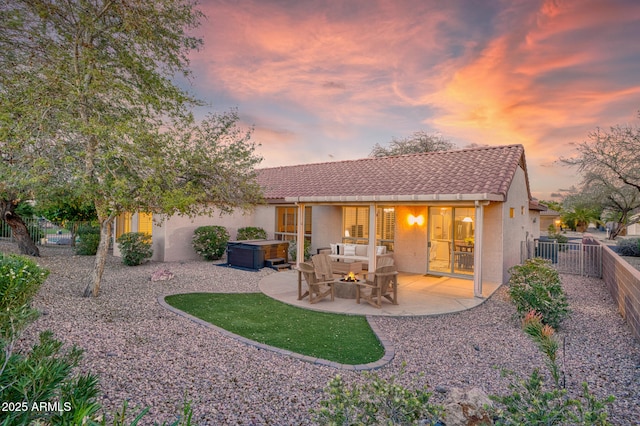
[563,115,640,238]
[35,191,98,247]
[0,1,264,297]
[370,131,455,157]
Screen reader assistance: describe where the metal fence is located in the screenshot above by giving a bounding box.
[521,239,602,278]
[0,217,79,246]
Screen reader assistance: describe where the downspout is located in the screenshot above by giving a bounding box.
[473,200,486,298]
[296,202,305,267]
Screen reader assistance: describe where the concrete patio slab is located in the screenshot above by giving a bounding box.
[259,269,501,316]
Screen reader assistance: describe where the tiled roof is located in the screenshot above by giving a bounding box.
[257,144,529,203]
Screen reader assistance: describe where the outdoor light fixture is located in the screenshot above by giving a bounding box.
[462,216,473,223]
[407,214,425,226]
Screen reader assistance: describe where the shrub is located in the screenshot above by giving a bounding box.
[192,225,230,261]
[0,253,50,339]
[491,310,614,425]
[312,368,443,425]
[236,226,267,240]
[508,258,570,329]
[287,239,310,261]
[616,238,640,257]
[116,232,153,266]
[75,224,100,255]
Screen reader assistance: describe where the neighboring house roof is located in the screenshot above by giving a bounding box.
[540,209,562,217]
[529,200,547,211]
[257,144,531,203]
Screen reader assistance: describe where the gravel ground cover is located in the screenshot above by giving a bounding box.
[7,241,640,425]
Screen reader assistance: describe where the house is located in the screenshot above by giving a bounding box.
[539,208,562,233]
[115,144,539,296]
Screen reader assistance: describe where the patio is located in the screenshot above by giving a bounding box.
[259,269,501,316]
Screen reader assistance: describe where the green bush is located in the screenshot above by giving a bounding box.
[492,310,614,425]
[508,258,570,329]
[616,238,640,257]
[312,368,443,425]
[0,254,102,425]
[236,226,267,240]
[76,224,100,255]
[0,253,50,340]
[192,225,230,261]
[287,239,309,261]
[116,232,153,266]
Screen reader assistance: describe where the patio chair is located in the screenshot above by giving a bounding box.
[298,262,335,304]
[356,257,398,308]
[311,253,335,281]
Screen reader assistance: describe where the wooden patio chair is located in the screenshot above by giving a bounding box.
[356,257,398,308]
[311,253,335,281]
[298,262,335,304]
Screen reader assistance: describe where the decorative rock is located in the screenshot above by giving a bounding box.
[435,385,448,394]
[443,387,493,426]
[151,269,174,282]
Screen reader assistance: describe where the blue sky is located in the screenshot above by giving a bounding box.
[184,0,640,200]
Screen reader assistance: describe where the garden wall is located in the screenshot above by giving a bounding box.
[597,239,640,343]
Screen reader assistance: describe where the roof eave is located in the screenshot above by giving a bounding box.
[280,193,504,203]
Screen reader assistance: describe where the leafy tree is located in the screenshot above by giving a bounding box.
[563,115,640,237]
[36,191,97,246]
[370,131,455,157]
[0,0,264,297]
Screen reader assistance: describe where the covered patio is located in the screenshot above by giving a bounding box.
[259,269,501,316]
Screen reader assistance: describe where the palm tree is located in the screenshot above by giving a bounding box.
[562,207,602,232]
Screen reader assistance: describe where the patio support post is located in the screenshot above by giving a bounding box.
[368,203,377,272]
[296,203,305,267]
[473,201,486,297]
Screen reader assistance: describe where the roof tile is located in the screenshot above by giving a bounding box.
[257,144,528,201]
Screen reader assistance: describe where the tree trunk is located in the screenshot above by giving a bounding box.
[0,199,40,257]
[83,214,114,297]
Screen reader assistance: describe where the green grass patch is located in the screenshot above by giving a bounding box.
[164,293,385,365]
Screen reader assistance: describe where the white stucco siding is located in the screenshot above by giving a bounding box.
[311,206,342,254]
[394,205,428,274]
[501,166,530,282]
[152,209,255,262]
[482,202,504,284]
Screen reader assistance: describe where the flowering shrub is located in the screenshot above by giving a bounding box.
[236,226,267,240]
[116,232,153,266]
[507,258,570,329]
[192,225,230,260]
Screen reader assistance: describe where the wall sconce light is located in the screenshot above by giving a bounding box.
[462,216,473,223]
[345,229,350,237]
[407,214,425,226]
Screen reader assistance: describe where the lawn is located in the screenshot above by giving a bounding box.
[164,293,384,365]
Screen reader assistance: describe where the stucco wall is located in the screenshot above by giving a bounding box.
[501,166,532,283]
[394,205,428,274]
[152,209,255,262]
[482,202,504,284]
[310,205,342,254]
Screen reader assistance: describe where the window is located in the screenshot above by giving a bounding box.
[510,207,515,218]
[275,206,312,242]
[343,207,369,244]
[377,207,395,251]
[115,213,131,239]
[343,206,395,249]
[138,213,153,236]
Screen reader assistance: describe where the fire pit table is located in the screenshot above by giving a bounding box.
[333,272,362,299]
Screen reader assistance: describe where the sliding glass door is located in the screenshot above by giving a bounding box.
[428,207,475,276]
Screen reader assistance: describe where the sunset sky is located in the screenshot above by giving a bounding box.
[185,0,640,200]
